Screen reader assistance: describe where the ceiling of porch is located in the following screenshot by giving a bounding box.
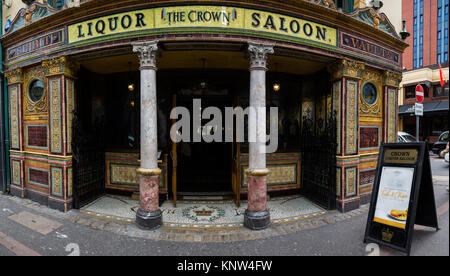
[74,42,337,76]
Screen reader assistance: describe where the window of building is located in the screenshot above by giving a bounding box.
[405,84,430,99]
[28,80,45,103]
[433,83,450,97]
[437,0,449,64]
[405,85,416,99]
[362,83,378,105]
[414,0,424,69]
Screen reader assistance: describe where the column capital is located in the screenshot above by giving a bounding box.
[327,59,365,80]
[133,41,159,70]
[42,56,79,78]
[383,70,402,88]
[248,42,274,70]
[4,68,23,85]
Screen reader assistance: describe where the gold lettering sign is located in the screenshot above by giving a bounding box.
[68,6,337,46]
[384,149,418,165]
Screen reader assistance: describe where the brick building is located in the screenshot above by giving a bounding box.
[399,0,449,144]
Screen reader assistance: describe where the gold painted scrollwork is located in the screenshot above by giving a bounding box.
[360,70,382,117]
[23,66,47,115]
[42,56,79,78]
[327,59,365,80]
[4,68,23,85]
[383,71,402,88]
[360,82,381,116]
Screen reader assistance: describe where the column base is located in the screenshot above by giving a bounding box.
[136,208,162,230]
[244,209,270,230]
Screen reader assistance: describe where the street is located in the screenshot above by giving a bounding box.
[0,154,448,256]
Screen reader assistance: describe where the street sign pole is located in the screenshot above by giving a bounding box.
[415,84,424,142]
[416,116,420,142]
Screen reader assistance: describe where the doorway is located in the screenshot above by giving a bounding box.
[175,93,233,195]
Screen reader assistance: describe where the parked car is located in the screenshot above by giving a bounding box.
[440,142,449,158]
[432,131,449,156]
[398,132,417,143]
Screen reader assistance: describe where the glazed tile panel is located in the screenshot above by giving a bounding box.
[105,152,168,193]
[242,164,297,187]
[49,79,62,153]
[26,124,48,150]
[387,88,397,143]
[27,167,49,188]
[66,79,75,153]
[9,85,20,149]
[12,160,21,186]
[51,167,63,197]
[345,80,358,155]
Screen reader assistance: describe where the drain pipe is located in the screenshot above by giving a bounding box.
[0,7,10,194]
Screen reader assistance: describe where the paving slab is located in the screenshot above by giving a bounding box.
[8,211,62,235]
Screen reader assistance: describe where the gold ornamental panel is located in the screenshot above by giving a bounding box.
[328,59,365,81]
[5,68,23,85]
[42,56,79,78]
[243,164,298,186]
[23,66,47,116]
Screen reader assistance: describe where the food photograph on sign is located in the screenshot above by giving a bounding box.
[374,167,415,229]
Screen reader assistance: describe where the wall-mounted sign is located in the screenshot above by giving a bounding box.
[364,143,438,255]
[68,5,337,46]
[340,31,401,67]
[6,28,65,62]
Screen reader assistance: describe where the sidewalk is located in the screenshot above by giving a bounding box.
[0,155,447,256]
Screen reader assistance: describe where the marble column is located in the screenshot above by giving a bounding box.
[133,41,162,230]
[244,42,274,230]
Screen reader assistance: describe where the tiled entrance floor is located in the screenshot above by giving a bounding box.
[80,195,327,229]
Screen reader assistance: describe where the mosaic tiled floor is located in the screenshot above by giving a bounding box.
[80,195,327,229]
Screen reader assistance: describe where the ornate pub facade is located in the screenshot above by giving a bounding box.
[1,0,407,230]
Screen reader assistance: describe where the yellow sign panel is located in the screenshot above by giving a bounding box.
[68,6,337,46]
[384,149,419,165]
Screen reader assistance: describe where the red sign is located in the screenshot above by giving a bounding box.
[416,84,424,103]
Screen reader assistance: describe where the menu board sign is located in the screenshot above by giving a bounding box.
[364,143,438,255]
[373,167,414,229]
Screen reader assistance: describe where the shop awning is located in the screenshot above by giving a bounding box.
[398,100,449,115]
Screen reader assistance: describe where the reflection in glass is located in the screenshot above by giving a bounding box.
[29,80,45,103]
[362,83,377,105]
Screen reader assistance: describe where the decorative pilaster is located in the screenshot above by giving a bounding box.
[133,41,162,230]
[5,68,25,197]
[383,71,402,143]
[244,42,273,230]
[327,59,365,213]
[42,56,79,212]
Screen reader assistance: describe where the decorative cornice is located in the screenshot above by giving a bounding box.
[1,0,408,56]
[248,42,274,70]
[6,2,58,35]
[349,7,400,39]
[42,56,79,78]
[5,68,24,85]
[328,59,366,80]
[132,41,159,70]
[383,71,403,88]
